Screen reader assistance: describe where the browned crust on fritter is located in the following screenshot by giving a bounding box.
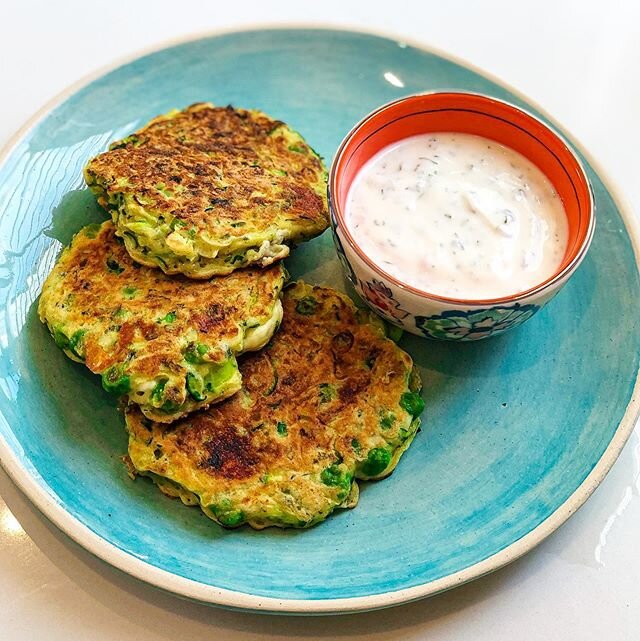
[41,221,284,377]
[127,283,415,490]
[85,104,328,239]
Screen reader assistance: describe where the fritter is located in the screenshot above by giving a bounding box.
[38,221,286,422]
[125,282,424,529]
[84,103,329,278]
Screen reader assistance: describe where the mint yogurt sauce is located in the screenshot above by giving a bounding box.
[345,133,568,299]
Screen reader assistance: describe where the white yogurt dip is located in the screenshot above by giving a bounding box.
[345,133,568,299]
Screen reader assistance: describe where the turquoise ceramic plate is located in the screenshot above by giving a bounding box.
[0,28,639,614]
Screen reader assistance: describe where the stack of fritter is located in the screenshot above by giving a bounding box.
[38,103,424,529]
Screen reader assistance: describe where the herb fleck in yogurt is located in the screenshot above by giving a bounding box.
[345,133,568,299]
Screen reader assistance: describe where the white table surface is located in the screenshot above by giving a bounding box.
[2,1,640,638]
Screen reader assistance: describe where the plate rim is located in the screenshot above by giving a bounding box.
[0,24,639,614]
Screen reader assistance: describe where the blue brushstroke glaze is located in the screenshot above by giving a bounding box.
[0,28,638,603]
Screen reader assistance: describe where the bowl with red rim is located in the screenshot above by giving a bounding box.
[328,91,595,341]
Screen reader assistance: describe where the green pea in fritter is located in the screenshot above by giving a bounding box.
[84,103,329,278]
[38,221,286,423]
[125,282,424,529]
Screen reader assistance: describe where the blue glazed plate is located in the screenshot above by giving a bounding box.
[0,28,639,614]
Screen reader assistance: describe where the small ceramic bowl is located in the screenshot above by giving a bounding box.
[328,91,596,341]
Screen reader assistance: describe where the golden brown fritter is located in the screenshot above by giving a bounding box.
[84,103,329,277]
[125,282,424,529]
[38,221,286,422]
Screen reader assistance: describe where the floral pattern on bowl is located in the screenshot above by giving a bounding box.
[415,304,539,341]
[358,278,410,323]
[328,91,595,342]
